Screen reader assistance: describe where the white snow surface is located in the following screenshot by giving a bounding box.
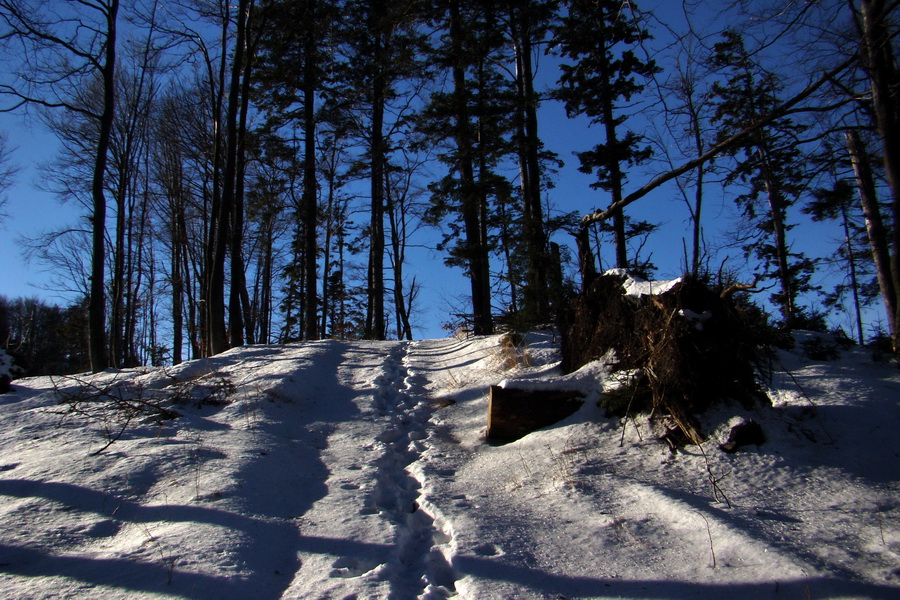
[603,269,682,298]
[0,332,898,599]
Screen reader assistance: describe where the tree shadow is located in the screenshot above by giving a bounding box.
[0,340,366,599]
[453,551,899,599]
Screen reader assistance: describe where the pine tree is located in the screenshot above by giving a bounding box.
[504,0,558,322]
[255,0,338,341]
[337,0,428,340]
[711,30,817,328]
[419,0,522,335]
[805,176,879,343]
[554,0,659,270]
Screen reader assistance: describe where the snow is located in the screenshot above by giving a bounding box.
[0,332,898,599]
[0,349,18,379]
[603,268,683,298]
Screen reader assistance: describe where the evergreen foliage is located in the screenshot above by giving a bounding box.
[1,0,899,363]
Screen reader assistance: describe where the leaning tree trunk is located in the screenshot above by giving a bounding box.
[846,130,897,337]
[860,0,900,350]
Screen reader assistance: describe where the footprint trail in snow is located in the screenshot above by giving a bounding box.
[368,342,458,600]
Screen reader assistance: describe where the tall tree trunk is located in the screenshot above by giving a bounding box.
[510,3,549,318]
[204,0,231,356]
[839,200,866,344]
[230,0,256,347]
[759,149,795,325]
[228,0,253,348]
[303,0,319,341]
[89,0,119,373]
[171,199,184,365]
[211,0,248,355]
[127,183,151,366]
[386,177,413,340]
[366,0,387,340]
[321,149,337,338]
[450,0,492,336]
[111,179,126,367]
[846,129,897,337]
[602,98,628,269]
[859,0,900,350]
[497,195,519,314]
[687,91,705,277]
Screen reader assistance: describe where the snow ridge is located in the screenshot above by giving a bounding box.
[368,342,458,600]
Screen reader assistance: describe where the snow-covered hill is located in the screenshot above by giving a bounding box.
[0,332,898,599]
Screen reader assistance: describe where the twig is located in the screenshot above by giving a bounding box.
[776,358,835,444]
[693,511,717,568]
[697,442,732,508]
[140,524,176,584]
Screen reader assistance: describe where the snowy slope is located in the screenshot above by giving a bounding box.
[0,333,898,599]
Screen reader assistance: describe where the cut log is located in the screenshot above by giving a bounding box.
[486,386,584,443]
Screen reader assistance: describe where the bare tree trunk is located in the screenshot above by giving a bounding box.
[303,0,319,341]
[450,0,492,336]
[509,3,549,318]
[846,129,896,337]
[859,0,900,349]
[602,99,628,269]
[386,177,413,340]
[759,148,795,325]
[321,147,337,338]
[204,0,231,357]
[231,0,257,347]
[366,1,387,340]
[211,0,250,355]
[172,201,184,365]
[89,0,119,372]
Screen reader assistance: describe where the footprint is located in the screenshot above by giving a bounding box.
[329,556,380,578]
[472,543,502,557]
[376,428,404,443]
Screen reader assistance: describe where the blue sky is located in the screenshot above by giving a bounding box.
[0,1,874,342]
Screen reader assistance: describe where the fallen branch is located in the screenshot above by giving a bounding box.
[52,374,180,455]
[581,58,854,226]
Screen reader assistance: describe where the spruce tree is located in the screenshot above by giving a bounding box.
[554,0,659,270]
[711,30,817,328]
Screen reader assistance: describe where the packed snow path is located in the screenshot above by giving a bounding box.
[0,334,898,599]
[280,340,457,599]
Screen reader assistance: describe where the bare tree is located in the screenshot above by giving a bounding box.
[0,0,119,372]
[0,132,17,220]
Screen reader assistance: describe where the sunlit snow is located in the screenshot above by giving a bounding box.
[0,332,898,599]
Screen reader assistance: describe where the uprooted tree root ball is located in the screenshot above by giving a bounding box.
[558,271,778,445]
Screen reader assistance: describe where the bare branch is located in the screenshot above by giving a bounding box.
[581,57,856,226]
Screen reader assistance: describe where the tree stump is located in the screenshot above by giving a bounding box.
[486,386,584,443]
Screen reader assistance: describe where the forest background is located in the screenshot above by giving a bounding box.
[0,0,895,375]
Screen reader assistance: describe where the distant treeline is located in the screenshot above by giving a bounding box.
[0,296,90,376]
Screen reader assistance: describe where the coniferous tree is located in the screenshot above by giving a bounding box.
[805,176,880,343]
[711,30,817,327]
[504,0,558,321]
[554,0,659,270]
[337,0,428,340]
[420,0,521,335]
[255,0,337,341]
[854,0,900,349]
